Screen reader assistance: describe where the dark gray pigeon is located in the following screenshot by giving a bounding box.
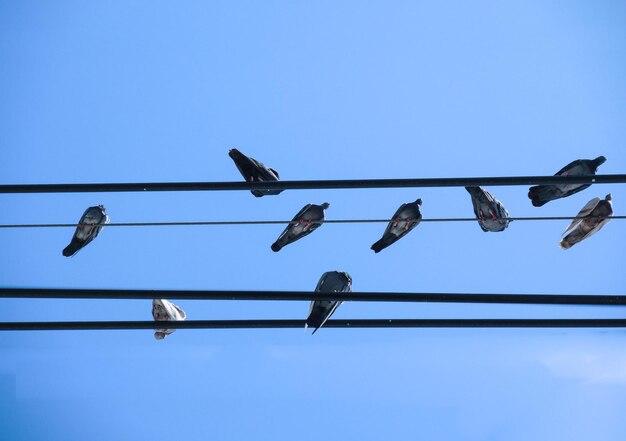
[63,205,109,257]
[465,187,510,232]
[528,156,606,207]
[306,271,352,334]
[271,203,329,252]
[371,199,422,253]
[560,194,613,249]
[228,148,282,197]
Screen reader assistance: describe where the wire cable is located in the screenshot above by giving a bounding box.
[1,174,624,194]
[2,318,626,331]
[2,288,625,305]
[0,216,624,229]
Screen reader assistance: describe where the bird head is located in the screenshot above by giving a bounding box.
[154,331,167,340]
[416,199,422,205]
[606,194,612,201]
[321,202,330,210]
[593,156,607,168]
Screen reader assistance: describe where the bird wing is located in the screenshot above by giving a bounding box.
[274,204,313,242]
[554,159,582,176]
[577,218,611,242]
[563,197,600,235]
[312,301,343,333]
[382,204,408,236]
[292,204,313,221]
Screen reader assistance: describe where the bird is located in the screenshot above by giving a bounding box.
[371,199,422,253]
[306,271,352,334]
[271,203,329,252]
[152,299,187,340]
[228,148,283,197]
[62,205,110,257]
[560,194,613,249]
[528,156,606,207]
[465,187,510,232]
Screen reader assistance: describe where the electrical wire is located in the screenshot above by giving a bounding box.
[2,318,626,331]
[0,216,623,229]
[1,174,624,194]
[2,288,625,305]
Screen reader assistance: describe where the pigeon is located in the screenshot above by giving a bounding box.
[62,205,110,257]
[560,194,613,249]
[465,187,510,232]
[271,203,329,252]
[306,271,352,334]
[528,156,606,207]
[228,148,283,197]
[152,299,187,340]
[371,199,422,253]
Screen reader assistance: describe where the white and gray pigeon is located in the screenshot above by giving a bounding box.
[528,156,606,207]
[152,299,187,340]
[306,271,352,334]
[465,187,510,232]
[62,205,110,257]
[271,203,329,252]
[560,194,613,249]
[228,148,283,197]
[371,199,422,253]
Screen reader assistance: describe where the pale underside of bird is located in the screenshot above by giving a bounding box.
[228,148,283,197]
[306,271,352,334]
[152,299,187,340]
[271,203,329,252]
[528,156,606,207]
[465,187,510,232]
[62,205,110,257]
[371,199,422,253]
[560,194,613,249]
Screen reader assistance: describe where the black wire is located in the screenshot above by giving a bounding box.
[1,174,624,194]
[2,288,625,305]
[0,216,623,229]
[2,319,625,331]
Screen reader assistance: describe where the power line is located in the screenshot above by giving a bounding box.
[2,318,625,331]
[0,216,624,229]
[1,174,624,194]
[2,288,625,305]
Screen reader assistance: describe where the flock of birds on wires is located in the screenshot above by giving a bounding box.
[60,150,612,339]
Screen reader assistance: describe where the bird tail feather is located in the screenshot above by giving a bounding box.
[371,238,389,253]
[62,239,82,257]
[528,186,549,207]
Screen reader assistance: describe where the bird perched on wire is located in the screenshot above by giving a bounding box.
[528,156,606,207]
[152,299,187,340]
[271,203,329,252]
[560,194,613,249]
[371,199,422,253]
[465,187,510,232]
[306,271,352,334]
[228,148,283,197]
[62,205,110,257]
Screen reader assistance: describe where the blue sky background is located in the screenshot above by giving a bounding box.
[1,1,625,439]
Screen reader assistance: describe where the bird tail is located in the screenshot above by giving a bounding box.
[528,186,549,207]
[271,242,282,252]
[62,239,82,257]
[559,238,572,250]
[371,238,389,253]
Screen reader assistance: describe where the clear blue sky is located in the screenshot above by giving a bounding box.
[1,1,625,440]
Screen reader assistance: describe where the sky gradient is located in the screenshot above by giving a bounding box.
[1,1,625,440]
